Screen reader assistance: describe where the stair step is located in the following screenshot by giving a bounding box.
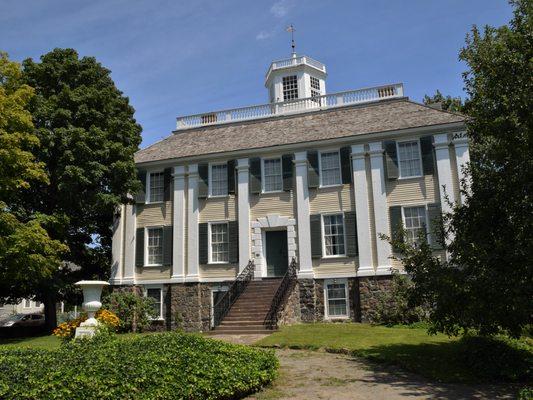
[209,329,275,335]
[218,324,266,329]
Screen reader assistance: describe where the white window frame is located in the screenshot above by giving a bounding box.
[261,157,283,193]
[396,138,423,179]
[210,286,229,327]
[208,162,228,197]
[324,278,350,320]
[145,226,164,267]
[144,285,164,320]
[208,221,229,264]
[321,212,347,258]
[401,204,430,245]
[318,149,343,188]
[146,170,165,204]
[282,75,299,101]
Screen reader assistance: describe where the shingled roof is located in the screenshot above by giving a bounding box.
[135,99,464,164]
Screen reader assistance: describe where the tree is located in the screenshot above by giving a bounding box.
[423,90,464,113]
[18,49,142,329]
[389,0,532,338]
[0,52,66,306]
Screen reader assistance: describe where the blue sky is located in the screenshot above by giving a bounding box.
[1,0,513,148]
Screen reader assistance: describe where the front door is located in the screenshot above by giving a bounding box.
[265,230,288,277]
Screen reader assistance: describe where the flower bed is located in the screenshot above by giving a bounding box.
[0,332,278,400]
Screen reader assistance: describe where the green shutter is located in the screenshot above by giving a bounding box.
[340,146,352,184]
[135,171,146,204]
[310,214,322,258]
[384,140,399,180]
[198,164,208,198]
[228,221,239,263]
[249,158,261,194]
[135,227,144,267]
[163,168,172,201]
[199,223,208,264]
[163,226,173,266]
[427,203,444,249]
[344,211,358,256]
[389,206,403,252]
[307,150,319,188]
[282,154,294,191]
[420,136,435,175]
[227,160,236,194]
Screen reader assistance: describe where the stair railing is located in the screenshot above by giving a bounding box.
[264,258,299,329]
[212,260,255,328]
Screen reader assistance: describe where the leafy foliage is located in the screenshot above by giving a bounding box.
[103,291,157,333]
[52,309,120,341]
[0,332,278,400]
[423,89,464,112]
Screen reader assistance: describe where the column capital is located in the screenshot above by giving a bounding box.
[173,165,186,178]
[350,144,365,158]
[368,141,384,157]
[433,133,450,150]
[236,158,249,171]
[187,163,198,176]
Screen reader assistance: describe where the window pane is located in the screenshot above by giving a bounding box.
[263,158,282,192]
[320,151,341,186]
[282,75,298,101]
[211,223,229,263]
[149,172,164,202]
[398,141,422,177]
[211,164,228,196]
[147,288,162,318]
[403,206,427,245]
[323,214,345,256]
[327,283,347,317]
[147,228,163,265]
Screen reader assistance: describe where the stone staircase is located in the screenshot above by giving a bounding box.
[211,278,283,335]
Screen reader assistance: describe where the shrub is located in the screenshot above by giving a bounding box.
[52,309,120,341]
[368,271,428,325]
[103,291,156,332]
[0,332,278,400]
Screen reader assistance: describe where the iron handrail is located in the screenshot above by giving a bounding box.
[212,260,255,328]
[264,258,299,329]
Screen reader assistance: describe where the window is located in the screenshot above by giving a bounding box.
[210,223,229,263]
[322,214,346,256]
[148,171,164,203]
[146,227,163,265]
[210,164,228,196]
[262,158,282,192]
[146,287,163,319]
[398,140,422,178]
[320,151,342,186]
[403,206,427,245]
[35,302,41,307]
[282,75,298,101]
[211,287,228,327]
[310,76,321,98]
[325,279,349,318]
[23,299,31,308]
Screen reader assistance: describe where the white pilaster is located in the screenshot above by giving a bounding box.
[294,151,313,278]
[122,203,136,284]
[186,164,199,281]
[237,158,251,273]
[110,204,124,284]
[368,142,391,274]
[351,144,373,275]
[434,134,454,215]
[453,133,470,205]
[172,166,186,281]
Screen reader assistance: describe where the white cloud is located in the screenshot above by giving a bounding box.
[270,0,294,18]
[256,30,275,40]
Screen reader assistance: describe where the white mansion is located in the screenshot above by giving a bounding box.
[110,53,469,333]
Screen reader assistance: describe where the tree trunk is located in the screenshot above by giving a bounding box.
[44,292,57,332]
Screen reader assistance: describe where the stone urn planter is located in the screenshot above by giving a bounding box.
[74,280,110,338]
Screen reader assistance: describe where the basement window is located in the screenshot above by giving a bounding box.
[324,279,349,319]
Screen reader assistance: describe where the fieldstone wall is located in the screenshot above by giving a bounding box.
[277,281,301,326]
[357,276,394,322]
[169,283,211,332]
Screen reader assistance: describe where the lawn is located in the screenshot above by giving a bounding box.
[0,335,61,349]
[255,323,532,383]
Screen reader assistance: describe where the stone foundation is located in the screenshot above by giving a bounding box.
[357,276,394,322]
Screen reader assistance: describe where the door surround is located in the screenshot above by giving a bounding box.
[251,214,296,278]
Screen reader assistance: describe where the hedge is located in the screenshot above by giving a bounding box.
[0,332,278,400]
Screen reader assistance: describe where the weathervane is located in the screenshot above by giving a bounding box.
[286,24,296,56]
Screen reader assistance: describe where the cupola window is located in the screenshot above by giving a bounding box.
[282,75,298,101]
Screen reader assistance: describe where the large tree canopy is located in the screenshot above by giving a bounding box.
[14,48,142,327]
[392,0,532,338]
[0,52,66,302]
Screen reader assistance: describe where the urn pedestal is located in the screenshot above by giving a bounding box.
[74,280,109,339]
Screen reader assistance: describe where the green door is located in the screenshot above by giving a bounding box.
[266,231,288,277]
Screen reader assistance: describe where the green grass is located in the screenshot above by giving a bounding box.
[0,335,61,349]
[255,323,532,383]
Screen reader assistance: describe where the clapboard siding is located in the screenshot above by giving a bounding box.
[313,257,358,278]
[199,196,237,222]
[250,191,294,219]
[200,264,238,280]
[309,184,354,214]
[137,201,173,227]
[135,266,172,280]
[386,175,439,206]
